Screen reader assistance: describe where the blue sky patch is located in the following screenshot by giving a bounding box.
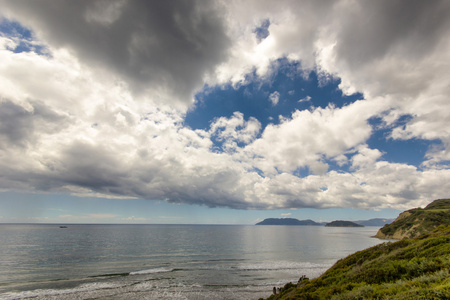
[0,18,47,55]
[186,60,363,132]
[254,19,270,42]
[367,116,435,167]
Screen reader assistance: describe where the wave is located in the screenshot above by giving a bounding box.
[129,267,175,275]
[91,267,176,277]
[236,261,331,271]
[89,272,130,278]
[0,281,128,300]
[205,258,247,263]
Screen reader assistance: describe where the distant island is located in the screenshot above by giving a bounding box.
[355,218,394,227]
[325,220,364,227]
[256,218,322,226]
[256,218,393,226]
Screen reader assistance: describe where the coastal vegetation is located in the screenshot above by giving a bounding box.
[262,199,450,299]
[375,199,450,239]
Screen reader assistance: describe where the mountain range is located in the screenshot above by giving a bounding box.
[255,218,393,226]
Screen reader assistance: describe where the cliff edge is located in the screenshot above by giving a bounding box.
[375,199,450,240]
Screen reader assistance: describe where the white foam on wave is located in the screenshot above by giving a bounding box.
[236,260,332,279]
[0,281,127,300]
[129,267,174,275]
[237,260,329,271]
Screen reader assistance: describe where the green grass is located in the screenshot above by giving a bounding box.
[425,199,450,210]
[263,226,450,300]
[378,199,450,239]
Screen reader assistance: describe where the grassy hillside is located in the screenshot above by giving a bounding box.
[262,225,450,299]
[375,199,450,239]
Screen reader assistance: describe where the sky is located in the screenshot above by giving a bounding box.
[0,0,449,224]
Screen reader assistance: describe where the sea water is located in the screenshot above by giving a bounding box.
[0,224,384,299]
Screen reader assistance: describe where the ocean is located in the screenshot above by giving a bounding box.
[0,224,384,299]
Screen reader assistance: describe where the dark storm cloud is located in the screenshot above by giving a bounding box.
[2,0,231,103]
[335,0,450,67]
[0,100,68,148]
[56,142,127,191]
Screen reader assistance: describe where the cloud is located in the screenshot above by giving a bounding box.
[209,112,261,151]
[245,99,383,175]
[120,216,152,222]
[298,95,311,103]
[269,91,280,106]
[215,0,450,173]
[350,145,383,171]
[0,100,67,148]
[281,213,291,217]
[314,0,450,170]
[1,0,231,105]
[0,0,449,212]
[87,214,117,219]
